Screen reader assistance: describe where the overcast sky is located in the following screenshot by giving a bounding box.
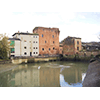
[0,0,100,42]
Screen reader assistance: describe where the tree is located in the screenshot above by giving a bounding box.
[0,34,9,59]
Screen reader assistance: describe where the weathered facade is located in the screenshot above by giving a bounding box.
[62,36,82,55]
[9,32,39,57]
[59,43,63,54]
[33,27,60,56]
[8,38,21,57]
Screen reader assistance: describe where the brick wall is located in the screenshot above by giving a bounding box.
[62,37,82,55]
[63,44,75,55]
[33,27,60,55]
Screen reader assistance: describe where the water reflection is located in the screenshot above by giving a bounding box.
[0,61,88,87]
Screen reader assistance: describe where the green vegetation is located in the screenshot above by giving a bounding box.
[0,35,9,60]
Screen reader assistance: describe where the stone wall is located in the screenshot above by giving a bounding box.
[78,51,100,57]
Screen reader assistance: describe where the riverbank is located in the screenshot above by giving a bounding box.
[0,55,94,64]
[61,55,94,62]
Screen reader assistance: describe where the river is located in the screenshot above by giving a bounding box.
[0,61,88,87]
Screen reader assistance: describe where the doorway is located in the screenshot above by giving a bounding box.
[30,52,32,56]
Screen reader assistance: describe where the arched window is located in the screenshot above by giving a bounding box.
[42,34,43,37]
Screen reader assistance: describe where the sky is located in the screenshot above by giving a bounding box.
[0,0,100,43]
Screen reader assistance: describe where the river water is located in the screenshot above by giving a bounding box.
[0,61,88,87]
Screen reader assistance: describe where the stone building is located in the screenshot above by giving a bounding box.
[62,36,82,55]
[8,32,39,57]
[59,43,63,54]
[33,27,60,56]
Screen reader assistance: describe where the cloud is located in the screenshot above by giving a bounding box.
[0,12,100,42]
[59,21,100,42]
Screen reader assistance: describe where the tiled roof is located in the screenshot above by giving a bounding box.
[12,33,39,36]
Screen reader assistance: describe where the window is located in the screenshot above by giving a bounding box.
[42,34,43,37]
[33,47,35,49]
[42,48,44,51]
[43,29,44,31]
[53,47,55,50]
[53,41,55,44]
[33,52,35,54]
[24,47,27,49]
[77,41,79,45]
[36,36,37,38]
[33,36,35,38]
[52,35,54,38]
[36,41,38,43]
[36,52,38,54]
[30,41,31,43]
[49,48,50,51]
[10,48,15,53]
[10,41,15,46]
[77,47,79,50]
[45,41,46,43]
[33,41,35,43]
[36,47,38,49]
[24,52,27,55]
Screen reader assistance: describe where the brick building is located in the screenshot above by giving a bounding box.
[33,27,60,56]
[62,36,82,55]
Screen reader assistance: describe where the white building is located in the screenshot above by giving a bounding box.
[8,32,39,57]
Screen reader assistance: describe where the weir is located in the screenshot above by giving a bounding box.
[12,56,59,64]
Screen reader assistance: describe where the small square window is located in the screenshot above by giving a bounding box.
[33,36,35,38]
[42,48,44,51]
[33,52,35,54]
[36,52,38,54]
[36,41,38,43]
[36,47,38,49]
[53,47,55,50]
[33,47,35,49]
[24,47,27,49]
[24,52,27,55]
[33,41,35,43]
[77,41,79,45]
[52,35,54,38]
[77,47,79,50]
[53,41,55,44]
[36,36,37,38]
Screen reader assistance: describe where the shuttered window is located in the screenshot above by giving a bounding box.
[10,48,15,53]
[10,41,15,46]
